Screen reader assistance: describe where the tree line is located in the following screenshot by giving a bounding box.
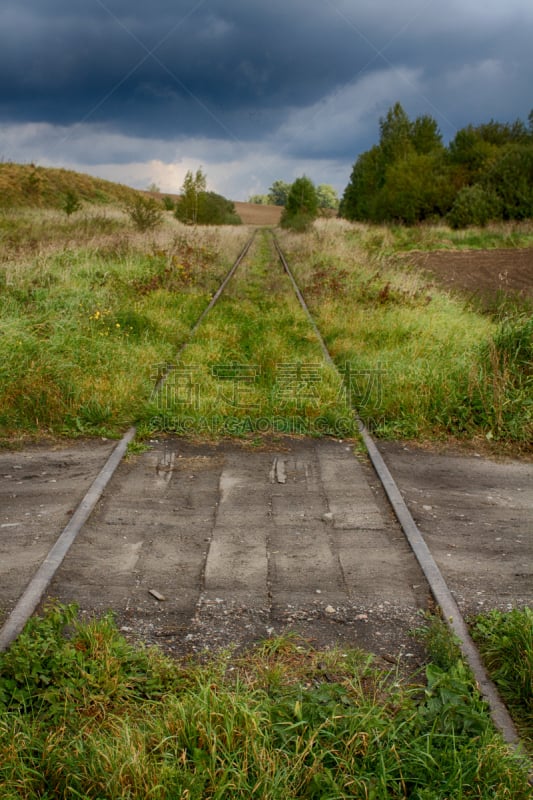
[250,181,339,211]
[339,103,533,227]
[150,102,533,231]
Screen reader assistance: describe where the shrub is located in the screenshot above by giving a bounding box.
[61,189,82,216]
[280,211,316,232]
[483,144,533,220]
[175,191,241,225]
[161,195,175,211]
[448,185,501,228]
[125,195,164,232]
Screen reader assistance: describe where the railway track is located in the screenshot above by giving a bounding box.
[0,231,524,749]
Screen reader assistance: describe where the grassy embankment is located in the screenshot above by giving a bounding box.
[0,162,141,210]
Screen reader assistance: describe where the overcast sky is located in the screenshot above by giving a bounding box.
[1,0,532,200]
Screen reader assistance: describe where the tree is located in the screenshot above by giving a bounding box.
[62,189,81,216]
[447,185,501,229]
[126,195,163,232]
[448,126,502,186]
[248,194,270,204]
[376,152,455,224]
[482,145,533,220]
[175,171,241,225]
[176,168,207,224]
[341,103,533,226]
[268,180,291,206]
[195,191,241,225]
[316,184,339,210]
[411,115,443,155]
[280,176,319,231]
[379,102,413,165]
[339,146,382,222]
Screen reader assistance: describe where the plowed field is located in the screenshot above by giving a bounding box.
[234,201,282,225]
[407,247,533,302]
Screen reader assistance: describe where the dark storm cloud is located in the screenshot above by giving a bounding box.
[0,0,372,139]
[0,0,532,198]
[8,0,530,141]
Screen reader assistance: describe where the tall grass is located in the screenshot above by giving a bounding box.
[2,211,531,445]
[143,232,354,438]
[337,219,533,256]
[0,604,531,799]
[277,220,532,445]
[472,607,533,746]
[0,218,251,440]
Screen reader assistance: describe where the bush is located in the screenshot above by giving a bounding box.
[447,185,501,228]
[161,195,175,211]
[61,190,81,216]
[483,145,533,220]
[175,191,241,225]
[125,195,164,232]
[280,211,316,232]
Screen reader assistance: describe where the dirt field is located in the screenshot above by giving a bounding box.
[406,247,533,303]
[234,201,283,225]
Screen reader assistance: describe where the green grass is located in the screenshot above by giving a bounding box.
[143,232,355,438]
[471,607,533,748]
[0,603,531,799]
[345,220,533,256]
[0,220,250,441]
[277,221,532,445]
[1,209,530,447]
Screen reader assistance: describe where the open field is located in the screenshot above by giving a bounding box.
[407,246,533,305]
[234,201,283,225]
[1,207,531,448]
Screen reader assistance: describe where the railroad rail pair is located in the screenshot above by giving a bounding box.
[0,231,523,754]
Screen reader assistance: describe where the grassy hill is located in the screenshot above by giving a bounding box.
[0,163,287,227]
[0,162,142,209]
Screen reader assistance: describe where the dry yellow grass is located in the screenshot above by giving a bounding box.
[0,163,141,208]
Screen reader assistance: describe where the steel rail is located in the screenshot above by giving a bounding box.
[0,233,256,653]
[271,233,522,750]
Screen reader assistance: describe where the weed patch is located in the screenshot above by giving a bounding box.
[0,605,531,798]
[472,607,533,747]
